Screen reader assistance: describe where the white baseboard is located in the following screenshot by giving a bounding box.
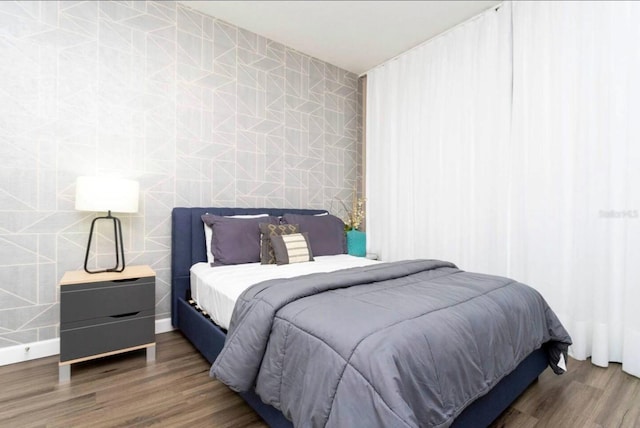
[0,338,60,367]
[0,317,175,367]
[154,317,175,334]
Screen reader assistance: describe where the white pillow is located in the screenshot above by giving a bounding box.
[203,213,269,264]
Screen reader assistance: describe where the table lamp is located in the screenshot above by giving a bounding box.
[75,176,139,274]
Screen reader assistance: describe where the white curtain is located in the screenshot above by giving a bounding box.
[509,1,640,376]
[366,0,640,377]
[366,3,513,275]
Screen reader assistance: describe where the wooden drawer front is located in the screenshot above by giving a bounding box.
[60,313,154,362]
[61,278,154,323]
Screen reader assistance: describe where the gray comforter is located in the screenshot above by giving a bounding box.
[210,260,571,428]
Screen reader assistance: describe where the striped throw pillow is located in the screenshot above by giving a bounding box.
[259,223,299,264]
[270,232,314,265]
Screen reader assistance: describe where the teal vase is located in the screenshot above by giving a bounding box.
[346,230,366,257]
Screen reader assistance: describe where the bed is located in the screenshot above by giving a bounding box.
[171,207,570,428]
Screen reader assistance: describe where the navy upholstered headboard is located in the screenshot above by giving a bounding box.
[170,207,327,327]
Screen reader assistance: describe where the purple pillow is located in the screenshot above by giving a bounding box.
[282,213,346,256]
[201,215,279,265]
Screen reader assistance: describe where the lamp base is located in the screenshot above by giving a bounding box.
[83,211,126,274]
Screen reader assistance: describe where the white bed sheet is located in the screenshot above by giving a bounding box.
[190,254,379,329]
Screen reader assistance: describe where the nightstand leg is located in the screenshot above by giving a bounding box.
[59,364,70,383]
[146,344,156,362]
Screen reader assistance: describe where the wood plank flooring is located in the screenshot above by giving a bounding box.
[0,331,638,427]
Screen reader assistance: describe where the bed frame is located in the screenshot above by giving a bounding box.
[171,207,548,428]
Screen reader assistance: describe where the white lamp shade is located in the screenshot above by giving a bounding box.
[75,176,139,213]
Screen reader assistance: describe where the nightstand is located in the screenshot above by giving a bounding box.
[59,265,156,383]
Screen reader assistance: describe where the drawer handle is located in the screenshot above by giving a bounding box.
[111,312,140,318]
[112,277,140,283]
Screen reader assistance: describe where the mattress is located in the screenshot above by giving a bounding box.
[190,254,379,329]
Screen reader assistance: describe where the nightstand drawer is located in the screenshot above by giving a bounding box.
[60,312,155,362]
[60,277,154,323]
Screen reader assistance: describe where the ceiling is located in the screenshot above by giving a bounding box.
[180,1,501,75]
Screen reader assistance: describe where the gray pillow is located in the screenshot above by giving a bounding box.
[201,215,279,266]
[270,232,314,265]
[259,223,300,264]
[282,213,346,256]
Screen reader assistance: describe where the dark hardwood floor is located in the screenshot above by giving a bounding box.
[0,331,638,427]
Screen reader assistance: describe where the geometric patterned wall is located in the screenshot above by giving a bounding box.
[0,1,362,349]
